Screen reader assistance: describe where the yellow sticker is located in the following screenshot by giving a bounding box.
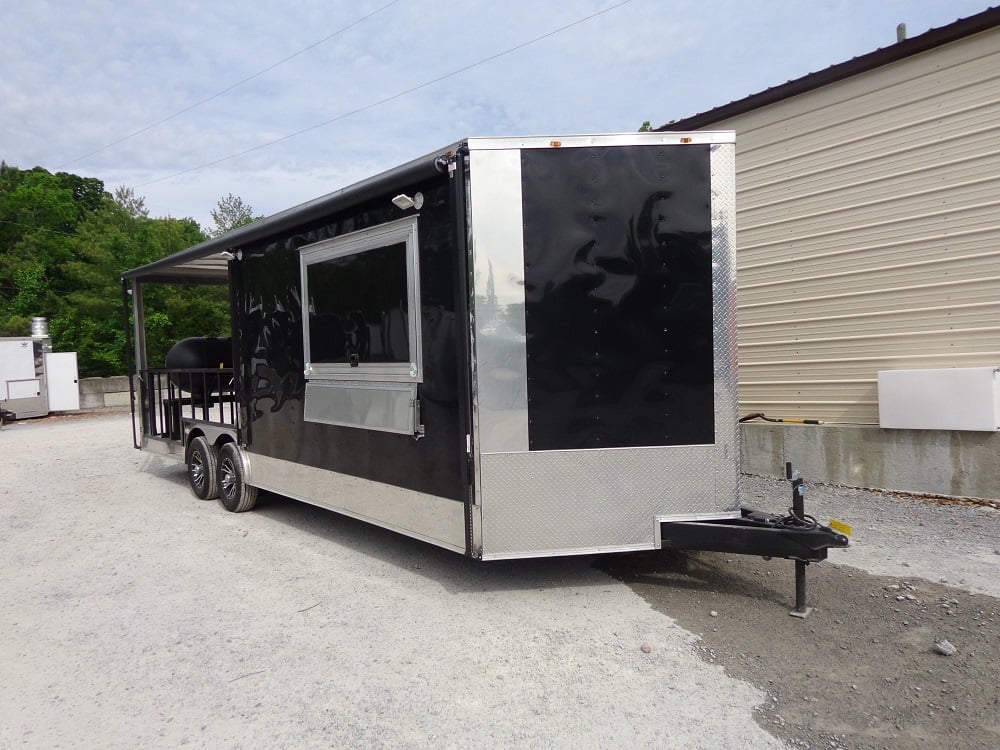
[829,519,852,536]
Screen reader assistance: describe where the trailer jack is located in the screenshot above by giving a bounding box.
[659,463,849,617]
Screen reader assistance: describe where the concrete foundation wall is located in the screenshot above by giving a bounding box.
[78,376,131,410]
[741,423,1000,501]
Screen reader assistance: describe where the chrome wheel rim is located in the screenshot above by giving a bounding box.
[190,451,206,490]
[220,457,237,499]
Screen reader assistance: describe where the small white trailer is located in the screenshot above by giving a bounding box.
[0,318,79,422]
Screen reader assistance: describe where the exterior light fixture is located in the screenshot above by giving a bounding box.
[392,192,423,210]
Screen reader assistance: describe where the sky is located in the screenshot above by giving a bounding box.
[2,0,993,231]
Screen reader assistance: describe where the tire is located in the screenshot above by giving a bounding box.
[217,442,258,513]
[185,436,218,500]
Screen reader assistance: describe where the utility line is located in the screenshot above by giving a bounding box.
[0,219,80,238]
[136,0,633,188]
[56,0,404,170]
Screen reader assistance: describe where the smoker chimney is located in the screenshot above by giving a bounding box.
[30,316,49,338]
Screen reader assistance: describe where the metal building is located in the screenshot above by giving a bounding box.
[659,8,1000,499]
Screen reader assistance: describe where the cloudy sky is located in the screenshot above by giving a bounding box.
[2,0,991,229]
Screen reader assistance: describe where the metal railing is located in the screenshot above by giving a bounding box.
[139,368,237,440]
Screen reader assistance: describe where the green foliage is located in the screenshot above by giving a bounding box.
[0,163,232,377]
[638,120,652,132]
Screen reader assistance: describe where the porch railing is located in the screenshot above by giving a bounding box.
[139,367,237,440]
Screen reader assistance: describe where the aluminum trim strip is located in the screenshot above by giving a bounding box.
[467,148,530,454]
[248,453,466,553]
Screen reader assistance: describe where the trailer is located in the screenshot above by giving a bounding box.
[122,133,846,606]
[1,318,80,423]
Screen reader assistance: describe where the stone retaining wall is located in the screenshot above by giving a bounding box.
[78,376,131,410]
[741,422,1000,502]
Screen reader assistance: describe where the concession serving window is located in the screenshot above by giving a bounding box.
[299,216,424,435]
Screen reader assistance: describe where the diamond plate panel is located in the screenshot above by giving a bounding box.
[480,445,737,558]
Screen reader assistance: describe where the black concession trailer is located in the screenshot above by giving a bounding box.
[123,133,846,596]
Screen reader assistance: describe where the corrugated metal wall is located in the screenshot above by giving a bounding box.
[714,28,1000,424]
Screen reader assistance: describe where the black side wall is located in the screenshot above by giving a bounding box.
[520,145,715,450]
[232,174,466,502]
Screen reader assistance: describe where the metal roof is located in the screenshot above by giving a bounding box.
[658,6,1000,131]
[121,141,460,284]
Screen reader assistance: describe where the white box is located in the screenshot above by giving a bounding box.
[878,367,1000,431]
[44,352,80,411]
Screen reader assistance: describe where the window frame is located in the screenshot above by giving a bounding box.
[299,216,422,384]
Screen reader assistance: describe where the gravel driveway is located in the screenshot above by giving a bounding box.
[1,413,996,749]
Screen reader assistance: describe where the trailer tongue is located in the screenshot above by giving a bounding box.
[661,463,850,617]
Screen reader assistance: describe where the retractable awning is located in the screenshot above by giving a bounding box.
[121,143,457,285]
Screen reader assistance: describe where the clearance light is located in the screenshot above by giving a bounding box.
[549,140,562,147]
[680,137,693,144]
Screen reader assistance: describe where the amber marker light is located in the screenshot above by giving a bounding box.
[549,140,562,147]
[680,137,693,143]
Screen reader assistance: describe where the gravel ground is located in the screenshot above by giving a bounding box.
[602,477,1000,750]
[1,413,780,749]
[1,412,997,749]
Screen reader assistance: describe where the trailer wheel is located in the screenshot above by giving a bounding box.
[186,436,219,500]
[217,442,258,513]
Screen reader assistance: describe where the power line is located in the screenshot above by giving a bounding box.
[0,219,79,238]
[136,0,634,188]
[56,0,404,170]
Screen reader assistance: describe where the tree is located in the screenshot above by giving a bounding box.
[208,193,260,237]
[638,120,653,132]
[112,185,149,219]
[0,166,85,336]
[63,194,218,374]
[0,163,232,376]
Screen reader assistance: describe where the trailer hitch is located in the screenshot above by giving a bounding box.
[659,463,849,617]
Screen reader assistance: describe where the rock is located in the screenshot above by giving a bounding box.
[934,640,957,656]
[710,610,718,617]
[640,643,652,653]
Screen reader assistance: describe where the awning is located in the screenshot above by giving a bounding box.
[121,142,459,285]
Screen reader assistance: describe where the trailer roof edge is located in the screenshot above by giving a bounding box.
[122,140,463,283]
